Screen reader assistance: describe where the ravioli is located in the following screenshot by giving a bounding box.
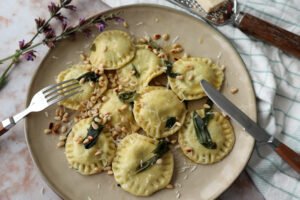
[96,89,139,137]
[112,134,174,196]
[168,57,224,100]
[116,45,164,92]
[133,87,186,138]
[65,118,116,175]
[178,110,235,164]
[89,30,135,70]
[56,64,108,110]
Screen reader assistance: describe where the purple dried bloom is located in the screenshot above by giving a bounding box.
[35,18,46,29]
[19,40,31,50]
[55,12,67,22]
[79,18,86,26]
[61,20,68,31]
[19,40,25,49]
[114,16,125,23]
[95,22,106,32]
[44,29,56,39]
[48,2,59,15]
[64,5,77,11]
[24,50,36,61]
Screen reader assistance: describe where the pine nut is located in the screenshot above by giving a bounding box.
[162,33,170,41]
[92,122,99,130]
[230,88,239,94]
[166,184,174,189]
[44,129,51,134]
[156,158,163,164]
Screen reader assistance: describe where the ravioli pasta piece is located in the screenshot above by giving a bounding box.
[168,57,224,100]
[133,87,186,138]
[178,110,235,164]
[117,45,164,91]
[65,118,116,175]
[56,64,108,110]
[112,134,174,196]
[97,89,139,136]
[89,30,135,70]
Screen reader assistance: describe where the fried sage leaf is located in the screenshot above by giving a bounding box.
[165,117,176,129]
[77,71,100,83]
[132,64,140,78]
[192,100,216,149]
[118,91,136,103]
[136,140,170,173]
[83,119,104,149]
[164,60,180,78]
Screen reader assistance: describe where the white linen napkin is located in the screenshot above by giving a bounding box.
[102,0,300,199]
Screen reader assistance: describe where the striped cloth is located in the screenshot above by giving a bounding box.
[103,0,300,199]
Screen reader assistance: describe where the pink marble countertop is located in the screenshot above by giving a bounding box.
[0,0,264,199]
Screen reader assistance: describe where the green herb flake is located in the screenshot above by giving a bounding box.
[165,117,176,129]
[136,140,170,173]
[132,64,140,78]
[192,107,217,149]
[77,71,100,83]
[90,43,96,52]
[164,60,180,78]
[118,91,136,103]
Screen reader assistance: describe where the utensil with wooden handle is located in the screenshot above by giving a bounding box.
[166,0,300,58]
[0,79,82,136]
[201,80,300,173]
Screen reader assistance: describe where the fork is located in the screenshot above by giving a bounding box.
[0,79,82,136]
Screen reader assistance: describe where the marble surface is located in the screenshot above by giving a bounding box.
[0,0,264,199]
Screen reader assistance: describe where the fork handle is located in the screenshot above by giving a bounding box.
[235,12,300,58]
[0,117,15,136]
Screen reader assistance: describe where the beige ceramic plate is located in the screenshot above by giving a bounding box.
[25,4,255,200]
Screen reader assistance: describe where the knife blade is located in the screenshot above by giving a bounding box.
[200,79,300,173]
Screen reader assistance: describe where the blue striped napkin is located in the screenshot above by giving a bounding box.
[103,0,300,199]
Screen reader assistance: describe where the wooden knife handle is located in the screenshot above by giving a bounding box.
[236,12,300,58]
[0,122,8,136]
[275,143,300,173]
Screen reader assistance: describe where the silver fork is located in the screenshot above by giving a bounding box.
[0,79,82,136]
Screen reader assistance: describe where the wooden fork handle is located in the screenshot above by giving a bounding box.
[235,12,300,58]
[275,143,300,173]
[0,122,8,136]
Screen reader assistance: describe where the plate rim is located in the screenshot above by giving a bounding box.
[24,3,256,200]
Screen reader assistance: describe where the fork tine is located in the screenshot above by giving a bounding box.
[44,81,79,98]
[46,85,81,102]
[41,79,78,93]
[47,89,83,106]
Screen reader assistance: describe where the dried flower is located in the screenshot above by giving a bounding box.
[113,16,125,23]
[48,2,60,16]
[95,22,106,32]
[35,18,46,29]
[18,40,31,50]
[61,20,68,31]
[24,50,36,61]
[55,12,67,22]
[79,18,87,26]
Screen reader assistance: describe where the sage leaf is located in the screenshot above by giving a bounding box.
[77,71,100,83]
[166,117,176,129]
[164,60,180,78]
[132,64,140,78]
[193,111,217,149]
[83,120,104,149]
[118,91,136,103]
[136,140,170,173]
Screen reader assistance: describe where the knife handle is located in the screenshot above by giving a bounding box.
[235,12,300,58]
[275,143,300,173]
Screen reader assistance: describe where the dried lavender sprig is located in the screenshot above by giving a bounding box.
[0,0,75,89]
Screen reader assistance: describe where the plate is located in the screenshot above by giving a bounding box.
[25,4,255,200]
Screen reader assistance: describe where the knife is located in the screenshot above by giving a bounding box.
[200,79,300,173]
